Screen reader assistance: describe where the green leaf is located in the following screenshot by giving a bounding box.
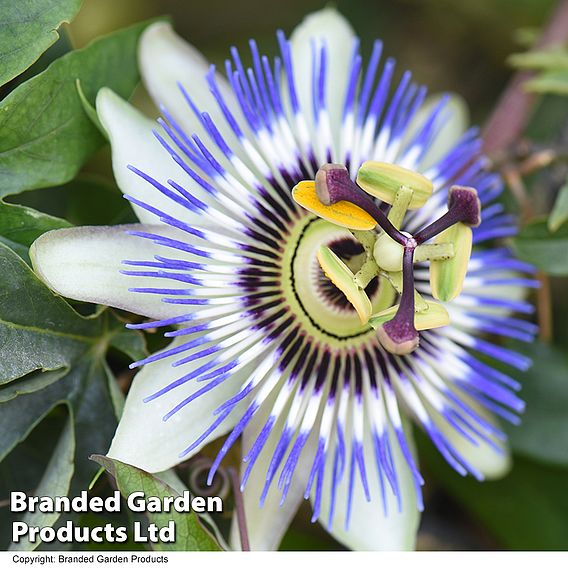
[0,242,143,547]
[76,79,107,138]
[525,69,568,95]
[0,28,73,102]
[9,417,75,552]
[500,341,568,465]
[513,218,568,275]
[0,19,157,197]
[0,201,70,263]
[0,368,67,403]
[508,48,568,71]
[12,175,138,226]
[548,182,568,232]
[0,408,68,550]
[419,436,568,550]
[0,0,83,87]
[109,328,147,362]
[91,456,222,552]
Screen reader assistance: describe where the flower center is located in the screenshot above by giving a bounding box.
[281,215,395,345]
[291,162,482,355]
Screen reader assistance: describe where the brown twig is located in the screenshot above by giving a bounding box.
[536,274,554,342]
[517,149,557,176]
[481,0,568,343]
[483,0,568,156]
[501,165,533,221]
[228,467,250,552]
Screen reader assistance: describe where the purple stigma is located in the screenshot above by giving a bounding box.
[315,164,408,246]
[448,185,482,227]
[414,185,481,244]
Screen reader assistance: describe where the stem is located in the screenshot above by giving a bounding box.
[398,246,416,315]
[483,0,568,155]
[345,187,409,245]
[414,208,461,244]
[377,245,419,354]
[228,467,250,551]
[537,273,553,342]
[319,167,408,245]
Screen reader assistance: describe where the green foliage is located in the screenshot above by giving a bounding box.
[509,47,568,95]
[91,456,222,552]
[508,48,568,71]
[513,218,568,275]
[525,70,568,95]
[13,175,138,227]
[419,437,568,550]
[0,201,70,262]
[0,0,83,87]
[0,242,146,549]
[548,182,568,232]
[9,420,75,551]
[0,19,156,198]
[502,341,568,465]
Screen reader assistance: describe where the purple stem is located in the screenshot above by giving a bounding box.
[414,207,463,244]
[378,245,419,354]
[228,467,250,551]
[398,246,416,316]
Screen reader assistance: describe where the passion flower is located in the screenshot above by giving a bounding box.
[30,8,536,551]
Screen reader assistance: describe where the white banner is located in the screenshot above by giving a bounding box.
[2,551,568,568]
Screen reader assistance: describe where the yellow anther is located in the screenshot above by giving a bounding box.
[292,181,376,230]
[356,161,433,209]
[369,300,450,331]
[316,246,372,324]
[430,222,472,302]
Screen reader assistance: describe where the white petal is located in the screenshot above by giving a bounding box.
[30,224,189,320]
[108,337,248,473]
[289,8,355,151]
[434,396,511,480]
[96,88,207,225]
[315,426,420,551]
[229,404,316,551]
[138,22,244,161]
[409,93,470,171]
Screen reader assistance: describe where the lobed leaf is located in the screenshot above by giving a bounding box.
[0,19,158,197]
[0,242,144,549]
[91,456,222,552]
[0,0,83,87]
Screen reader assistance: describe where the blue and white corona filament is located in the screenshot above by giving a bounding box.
[30,9,537,551]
